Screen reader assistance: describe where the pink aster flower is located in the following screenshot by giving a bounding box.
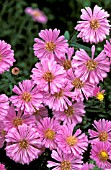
[25,7,48,24]
[5,123,42,164]
[53,101,85,125]
[4,104,36,131]
[43,84,73,111]
[56,124,88,155]
[0,40,15,74]
[33,28,68,60]
[0,163,6,170]
[93,86,105,101]
[0,121,7,148]
[31,59,66,94]
[90,142,111,169]
[88,119,111,144]
[67,70,95,102]
[47,149,83,170]
[33,104,48,121]
[75,5,110,44]
[0,94,9,121]
[73,45,110,84]
[80,163,94,170]
[10,80,43,114]
[104,39,111,63]
[55,47,74,73]
[37,117,61,150]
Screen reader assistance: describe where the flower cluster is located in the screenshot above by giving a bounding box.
[0,4,111,170]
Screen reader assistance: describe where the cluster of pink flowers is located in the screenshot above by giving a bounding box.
[0,4,111,169]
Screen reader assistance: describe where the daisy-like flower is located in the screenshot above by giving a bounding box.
[73,45,110,84]
[90,142,111,169]
[37,117,61,150]
[25,7,48,24]
[0,121,7,148]
[4,105,36,131]
[93,86,105,101]
[104,39,111,63]
[33,104,48,121]
[56,124,88,155]
[5,123,42,164]
[33,28,68,60]
[80,163,94,170]
[0,94,9,121]
[67,71,95,102]
[0,40,15,74]
[53,101,85,125]
[75,5,110,44]
[55,47,74,73]
[31,59,66,94]
[0,163,6,170]
[47,149,83,170]
[88,119,111,143]
[10,80,43,114]
[43,84,73,111]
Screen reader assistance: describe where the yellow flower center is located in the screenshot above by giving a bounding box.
[99,131,108,142]
[90,19,100,30]
[72,78,84,88]
[45,128,55,140]
[33,11,41,17]
[85,59,98,70]
[19,139,28,149]
[64,106,74,117]
[99,150,109,161]
[1,129,7,137]
[0,54,2,62]
[60,160,71,170]
[45,41,56,51]
[66,136,77,146]
[43,71,54,82]
[22,92,32,102]
[13,117,23,127]
[54,89,63,98]
[96,92,104,101]
[63,60,71,70]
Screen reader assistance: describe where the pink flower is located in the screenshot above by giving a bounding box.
[67,71,95,101]
[0,40,15,74]
[33,105,48,121]
[75,5,110,44]
[43,84,73,111]
[37,117,61,150]
[88,119,111,143]
[25,7,48,24]
[10,80,43,114]
[93,86,105,101]
[5,123,42,164]
[73,45,110,84]
[31,59,66,94]
[4,104,36,131]
[90,142,111,169]
[56,124,88,155]
[0,94,9,121]
[33,28,68,60]
[47,149,83,170]
[53,101,85,125]
[0,163,6,170]
[0,121,7,148]
[104,39,111,63]
[80,163,94,170]
[55,47,74,73]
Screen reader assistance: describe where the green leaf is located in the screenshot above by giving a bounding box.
[64,30,70,40]
[70,42,91,53]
